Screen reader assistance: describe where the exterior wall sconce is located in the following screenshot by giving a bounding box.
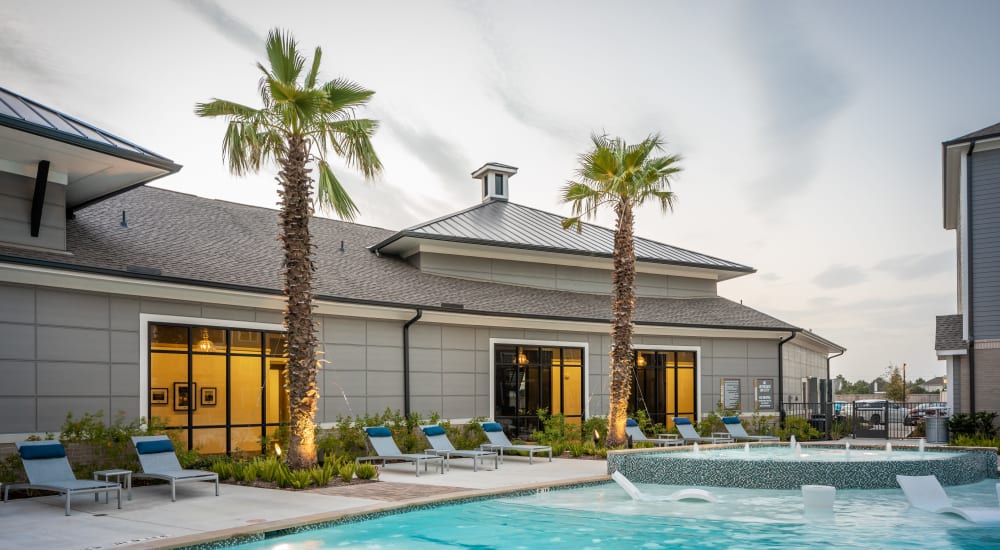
[636,352,647,367]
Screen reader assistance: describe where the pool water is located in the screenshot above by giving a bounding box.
[229,480,1000,549]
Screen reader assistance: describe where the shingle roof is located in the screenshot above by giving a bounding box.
[0,86,179,170]
[935,314,965,351]
[371,199,754,274]
[0,187,797,331]
[944,121,1000,146]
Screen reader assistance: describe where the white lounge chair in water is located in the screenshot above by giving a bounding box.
[896,475,1000,524]
[611,471,718,503]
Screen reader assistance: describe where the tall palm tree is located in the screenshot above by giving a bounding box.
[561,133,682,447]
[195,28,382,468]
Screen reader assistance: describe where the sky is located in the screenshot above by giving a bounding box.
[2,0,999,382]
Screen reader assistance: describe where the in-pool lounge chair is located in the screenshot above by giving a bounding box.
[721,416,780,442]
[421,425,498,472]
[3,441,121,515]
[625,418,683,447]
[672,417,733,444]
[611,471,718,503]
[479,422,552,464]
[896,475,1000,524]
[131,435,219,502]
[357,426,445,476]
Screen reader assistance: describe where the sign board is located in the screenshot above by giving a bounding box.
[721,378,741,410]
[755,378,774,410]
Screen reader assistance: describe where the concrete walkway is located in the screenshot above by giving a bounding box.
[0,457,608,549]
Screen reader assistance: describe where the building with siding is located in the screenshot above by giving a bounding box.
[0,87,844,451]
[938,121,1000,413]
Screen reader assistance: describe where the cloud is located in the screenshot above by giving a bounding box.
[733,6,852,206]
[0,19,64,86]
[758,272,781,282]
[174,0,264,54]
[380,114,473,201]
[813,264,867,289]
[874,250,954,281]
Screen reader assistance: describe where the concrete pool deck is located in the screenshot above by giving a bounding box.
[0,457,609,549]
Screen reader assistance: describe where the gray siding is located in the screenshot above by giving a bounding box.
[971,148,1000,339]
[415,252,718,298]
[0,171,66,251]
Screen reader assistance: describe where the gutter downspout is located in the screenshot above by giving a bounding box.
[967,140,976,413]
[777,331,797,428]
[402,309,423,416]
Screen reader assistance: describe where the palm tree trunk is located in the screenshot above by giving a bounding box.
[278,134,319,469]
[607,199,637,447]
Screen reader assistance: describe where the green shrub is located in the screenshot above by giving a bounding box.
[210,459,235,481]
[239,461,260,483]
[356,462,378,480]
[286,468,313,489]
[0,453,25,484]
[310,464,334,486]
[338,462,356,483]
[776,416,823,441]
[948,412,999,438]
[951,434,1000,450]
[258,457,284,483]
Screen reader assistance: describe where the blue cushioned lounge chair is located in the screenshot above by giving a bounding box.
[672,417,733,444]
[721,416,779,442]
[625,418,683,447]
[131,435,219,502]
[421,425,498,472]
[357,426,445,476]
[479,422,552,464]
[3,441,121,515]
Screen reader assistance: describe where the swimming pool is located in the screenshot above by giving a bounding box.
[218,480,1000,549]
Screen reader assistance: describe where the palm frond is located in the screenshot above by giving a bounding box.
[265,28,305,85]
[327,119,383,179]
[195,99,261,120]
[304,46,322,89]
[322,78,376,115]
[316,160,360,220]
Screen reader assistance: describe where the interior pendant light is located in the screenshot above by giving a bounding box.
[196,328,216,352]
[636,353,647,367]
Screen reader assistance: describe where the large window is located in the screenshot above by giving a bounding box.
[630,350,697,428]
[149,323,288,454]
[494,344,584,438]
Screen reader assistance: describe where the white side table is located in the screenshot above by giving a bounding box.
[93,469,132,502]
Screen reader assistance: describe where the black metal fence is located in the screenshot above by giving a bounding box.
[781,400,947,440]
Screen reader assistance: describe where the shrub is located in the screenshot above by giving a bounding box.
[948,412,999,438]
[776,416,823,441]
[286,468,314,489]
[952,434,1000,450]
[355,462,378,480]
[310,464,334,486]
[338,462,356,483]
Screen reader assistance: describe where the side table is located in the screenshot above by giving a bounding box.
[93,469,132,503]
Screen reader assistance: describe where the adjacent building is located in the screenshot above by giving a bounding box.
[938,121,1000,413]
[0,87,843,452]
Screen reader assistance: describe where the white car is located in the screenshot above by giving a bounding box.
[853,400,906,425]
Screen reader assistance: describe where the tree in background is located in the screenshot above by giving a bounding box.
[196,29,382,468]
[883,366,905,402]
[561,133,682,447]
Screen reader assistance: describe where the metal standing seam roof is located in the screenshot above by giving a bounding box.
[371,199,755,273]
[0,86,179,170]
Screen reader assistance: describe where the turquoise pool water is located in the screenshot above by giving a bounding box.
[227,480,1000,549]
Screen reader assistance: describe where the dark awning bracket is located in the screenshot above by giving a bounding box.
[30,160,50,237]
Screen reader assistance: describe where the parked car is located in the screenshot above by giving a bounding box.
[853,399,906,425]
[833,401,853,420]
[904,403,949,426]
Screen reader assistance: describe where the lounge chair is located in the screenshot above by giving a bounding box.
[721,416,779,442]
[672,417,733,444]
[421,425,498,472]
[896,475,1000,524]
[625,418,682,447]
[479,422,552,464]
[357,426,445,476]
[131,435,219,502]
[611,471,718,503]
[2,441,121,515]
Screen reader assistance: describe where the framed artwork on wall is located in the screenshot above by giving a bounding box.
[174,382,197,411]
[201,387,217,407]
[151,388,168,405]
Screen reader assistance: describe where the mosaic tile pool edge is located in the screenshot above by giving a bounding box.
[607,446,998,489]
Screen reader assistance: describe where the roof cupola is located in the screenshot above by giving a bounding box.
[471,162,517,202]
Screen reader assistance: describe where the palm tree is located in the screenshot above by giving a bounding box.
[195,28,382,468]
[561,133,682,447]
